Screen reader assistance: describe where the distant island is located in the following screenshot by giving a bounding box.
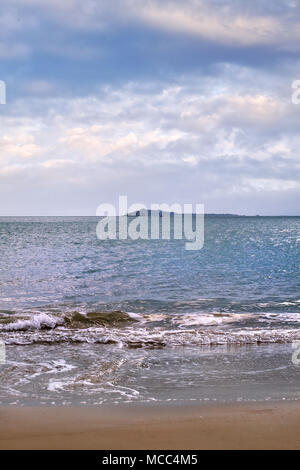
[126,209,248,217]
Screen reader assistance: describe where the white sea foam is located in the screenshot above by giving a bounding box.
[171,313,253,327]
[2,324,300,347]
[260,313,300,323]
[1,311,300,347]
[2,313,64,331]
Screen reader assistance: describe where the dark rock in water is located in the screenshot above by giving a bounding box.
[65,310,137,328]
[127,339,166,349]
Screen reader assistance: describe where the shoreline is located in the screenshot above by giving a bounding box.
[0,402,300,450]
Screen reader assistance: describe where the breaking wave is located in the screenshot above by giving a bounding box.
[1,310,300,348]
[0,310,138,332]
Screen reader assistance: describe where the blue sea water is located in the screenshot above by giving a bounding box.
[0,216,299,405]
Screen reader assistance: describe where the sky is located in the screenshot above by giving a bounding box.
[0,0,300,215]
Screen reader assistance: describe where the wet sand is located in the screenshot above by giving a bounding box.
[0,403,299,450]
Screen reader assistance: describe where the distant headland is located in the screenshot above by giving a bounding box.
[126,209,249,217]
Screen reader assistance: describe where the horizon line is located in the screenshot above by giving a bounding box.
[1,213,300,217]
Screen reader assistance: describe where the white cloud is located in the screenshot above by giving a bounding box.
[1,68,300,214]
[2,75,299,171]
[60,125,186,161]
[244,178,299,192]
[133,2,281,46]
[5,0,300,50]
[0,134,43,159]
[41,159,73,168]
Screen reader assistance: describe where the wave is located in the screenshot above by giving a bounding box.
[0,310,138,331]
[171,312,254,326]
[0,310,248,331]
[2,309,300,332]
[2,325,300,348]
[1,310,300,348]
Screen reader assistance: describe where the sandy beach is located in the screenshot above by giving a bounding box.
[0,402,299,450]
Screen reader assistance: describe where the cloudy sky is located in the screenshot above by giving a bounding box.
[0,0,300,215]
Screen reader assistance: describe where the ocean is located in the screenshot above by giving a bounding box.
[0,215,300,405]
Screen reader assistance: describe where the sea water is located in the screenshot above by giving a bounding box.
[0,216,299,405]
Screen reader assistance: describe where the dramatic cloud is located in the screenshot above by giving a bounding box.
[0,1,300,214]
